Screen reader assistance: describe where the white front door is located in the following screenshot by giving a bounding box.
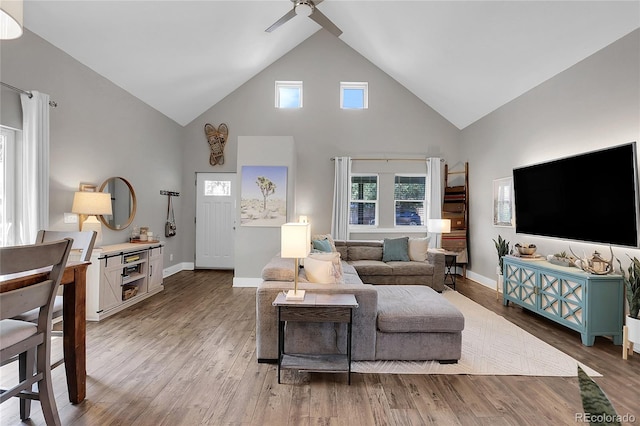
[195,173,236,269]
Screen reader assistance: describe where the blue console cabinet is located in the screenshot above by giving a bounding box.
[502,256,623,346]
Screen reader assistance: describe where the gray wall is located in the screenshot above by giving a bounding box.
[0,30,184,268]
[234,136,296,283]
[4,26,638,284]
[461,29,640,285]
[181,30,460,267]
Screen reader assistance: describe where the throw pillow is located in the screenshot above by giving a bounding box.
[312,239,333,252]
[309,251,344,281]
[382,237,410,262]
[311,234,337,252]
[304,257,337,283]
[408,237,431,262]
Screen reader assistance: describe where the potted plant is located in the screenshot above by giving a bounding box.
[577,366,620,425]
[617,256,640,359]
[492,235,510,300]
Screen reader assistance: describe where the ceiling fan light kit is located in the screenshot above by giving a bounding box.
[295,1,314,17]
[266,0,342,38]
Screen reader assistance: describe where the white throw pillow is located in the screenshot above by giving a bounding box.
[306,251,344,283]
[309,251,343,275]
[304,257,337,283]
[408,237,430,261]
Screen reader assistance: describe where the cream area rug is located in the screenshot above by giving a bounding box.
[352,290,601,377]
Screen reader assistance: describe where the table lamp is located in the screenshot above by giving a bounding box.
[72,191,112,245]
[281,222,311,301]
[427,218,451,249]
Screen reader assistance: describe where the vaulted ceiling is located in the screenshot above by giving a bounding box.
[23,1,640,129]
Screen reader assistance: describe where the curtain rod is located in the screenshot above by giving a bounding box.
[1,81,58,107]
[331,157,444,162]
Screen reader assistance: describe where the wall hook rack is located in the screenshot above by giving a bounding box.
[160,190,180,197]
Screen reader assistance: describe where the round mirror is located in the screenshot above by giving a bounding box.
[98,177,137,230]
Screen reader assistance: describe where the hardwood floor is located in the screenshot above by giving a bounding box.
[1,270,639,425]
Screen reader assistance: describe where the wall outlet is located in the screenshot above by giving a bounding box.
[64,212,78,224]
[169,253,174,261]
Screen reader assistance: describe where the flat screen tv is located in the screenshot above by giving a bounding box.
[513,142,639,247]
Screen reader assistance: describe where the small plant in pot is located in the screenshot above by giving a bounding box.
[617,255,640,358]
[492,235,510,300]
[493,235,510,275]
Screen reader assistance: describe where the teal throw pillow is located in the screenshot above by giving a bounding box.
[382,237,410,262]
[312,239,332,252]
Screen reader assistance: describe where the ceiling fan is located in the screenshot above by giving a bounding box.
[265,0,342,37]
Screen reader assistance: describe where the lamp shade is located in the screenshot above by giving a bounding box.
[281,222,311,259]
[71,192,113,216]
[0,0,23,40]
[427,219,451,234]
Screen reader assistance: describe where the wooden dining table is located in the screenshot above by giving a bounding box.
[0,260,90,404]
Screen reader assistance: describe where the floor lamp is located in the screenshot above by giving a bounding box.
[280,222,311,301]
[427,218,451,249]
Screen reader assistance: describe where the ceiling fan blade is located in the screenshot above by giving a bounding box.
[265,8,297,33]
[309,8,342,37]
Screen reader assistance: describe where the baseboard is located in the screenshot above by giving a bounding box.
[233,277,262,288]
[465,269,498,290]
[258,358,278,364]
[163,262,194,278]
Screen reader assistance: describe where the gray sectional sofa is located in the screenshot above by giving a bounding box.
[256,250,464,363]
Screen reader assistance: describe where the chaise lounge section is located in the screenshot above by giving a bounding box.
[256,254,464,363]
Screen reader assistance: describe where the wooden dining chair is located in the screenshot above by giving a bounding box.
[11,230,96,372]
[0,238,73,425]
[35,230,96,263]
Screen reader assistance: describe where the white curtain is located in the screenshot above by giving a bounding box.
[331,157,351,240]
[18,91,50,244]
[426,157,443,248]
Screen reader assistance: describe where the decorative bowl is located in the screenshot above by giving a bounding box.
[515,244,537,256]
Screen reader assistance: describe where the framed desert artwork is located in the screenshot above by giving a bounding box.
[240,166,287,227]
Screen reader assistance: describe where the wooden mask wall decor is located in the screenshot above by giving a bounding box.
[204,123,229,166]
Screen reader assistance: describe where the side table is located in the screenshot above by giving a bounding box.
[443,251,458,290]
[273,292,358,384]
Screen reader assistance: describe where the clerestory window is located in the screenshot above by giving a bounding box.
[275,81,303,108]
[340,82,368,109]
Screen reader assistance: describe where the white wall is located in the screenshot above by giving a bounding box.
[461,29,640,285]
[0,30,184,269]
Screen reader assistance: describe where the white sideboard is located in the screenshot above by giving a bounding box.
[86,242,164,321]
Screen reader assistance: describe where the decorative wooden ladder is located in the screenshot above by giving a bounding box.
[442,162,469,278]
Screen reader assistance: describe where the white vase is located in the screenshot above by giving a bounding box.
[627,316,640,344]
